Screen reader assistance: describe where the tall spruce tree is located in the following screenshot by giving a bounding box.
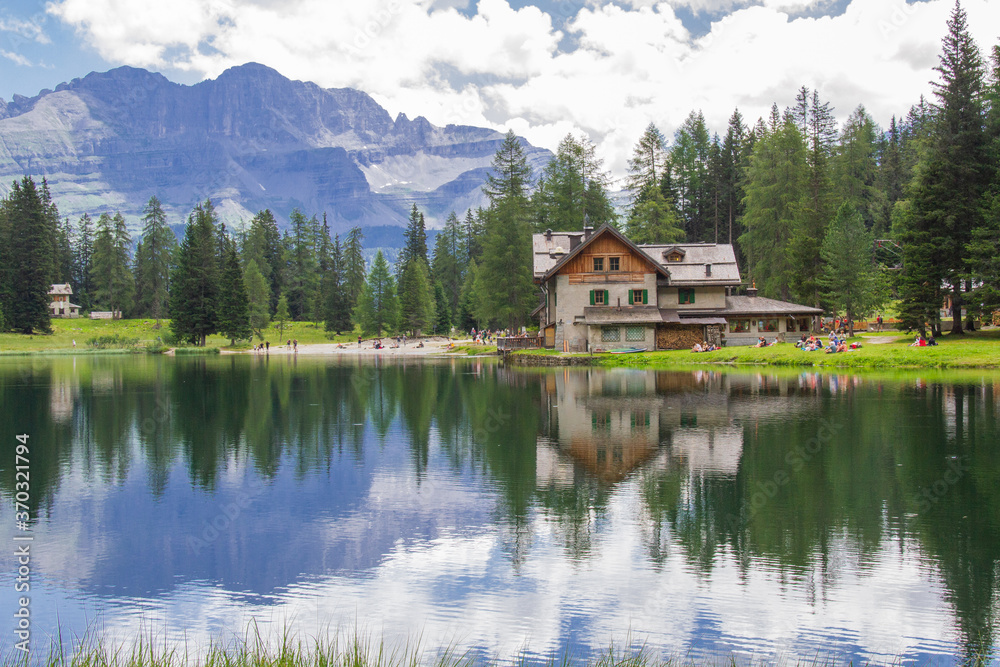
[73,213,95,311]
[242,209,282,315]
[902,0,989,334]
[217,236,252,345]
[398,204,429,275]
[355,250,398,337]
[286,208,320,320]
[818,203,886,335]
[398,259,436,336]
[91,212,134,316]
[343,226,366,313]
[170,200,220,346]
[134,196,177,324]
[670,110,713,241]
[5,177,52,333]
[478,130,536,329]
[244,259,271,339]
[431,211,465,316]
[323,235,352,334]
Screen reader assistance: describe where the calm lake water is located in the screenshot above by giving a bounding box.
[1,355,999,664]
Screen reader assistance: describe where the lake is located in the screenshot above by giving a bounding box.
[1,355,998,664]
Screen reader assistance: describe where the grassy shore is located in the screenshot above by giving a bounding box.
[511,329,1000,370]
[0,318,361,354]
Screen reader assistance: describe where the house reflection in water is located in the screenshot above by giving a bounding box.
[536,369,747,486]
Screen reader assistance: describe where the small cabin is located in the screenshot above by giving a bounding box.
[48,284,80,318]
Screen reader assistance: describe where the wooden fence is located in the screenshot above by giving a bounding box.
[497,336,543,351]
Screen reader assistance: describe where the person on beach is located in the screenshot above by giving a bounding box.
[293,339,298,353]
[358,335,362,347]
[265,341,269,352]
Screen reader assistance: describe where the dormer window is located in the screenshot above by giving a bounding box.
[667,252,683,262]
[593,257,604,272]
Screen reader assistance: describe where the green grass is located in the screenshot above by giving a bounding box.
[511,328,1000,370]
[3,628,993,667]
[0,319,361,354]
[445,344,498,355]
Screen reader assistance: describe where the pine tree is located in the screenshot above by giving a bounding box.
[91,212,134,316]
[834,106,883,230]
[244,259,271,339]
[458,258,481,331]
[626,187,685,244]
[286,208,319,320]
[670,110,712,241]
[324,235,352,334]
[433,280,452,334]
[398,258,436,336]
[902,0,989,334]
[4,177,52,333]
[73,213,95,311]
[431,211,465,316]
[626,123,668,206]
[354,250,398,337]
[134,196,177,324]
[532,134,616,231]
[242,209,282,315]
[274,294,290,341]
[343,226,366,312]
[478,130,537,329]
[217,237,252,345]
[170,200,219,346]
[818,203,886,335]
[739,114,808,299]
[398,204,429,275]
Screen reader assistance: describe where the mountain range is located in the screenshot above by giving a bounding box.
[0,63,552,236]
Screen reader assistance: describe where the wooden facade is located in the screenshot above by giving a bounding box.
[558,235,657,276]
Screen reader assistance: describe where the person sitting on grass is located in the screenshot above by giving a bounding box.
[754,337,767,348]
[910,336,926,347]
[927,334,938,346]
[692,342,704,353]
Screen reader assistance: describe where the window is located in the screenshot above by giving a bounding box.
[592,412,611,432]
[798,318,811,332]
[759,319,779,332]
[593,257,604,271]
[601,326,621,342]
[667,252,683,262]
[629,289,647,305]
[786,317,798,332]
[608,257,620,271]
[730,319,750,333]
[591,289,608,305]
[625,326,645,342]
[679,288,696,304]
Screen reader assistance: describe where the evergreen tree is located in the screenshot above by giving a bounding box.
[625,187,685,244]
[134,195,177,324]
[626,123,668,206]
[244,259,271,339]
[398,204,429,275]
[464,209,486,263]
[718,110,750,248]
[54,217,74,284]
[670,110,713,241]
[431,211,466,316]
[242,209,282,315]
[343,226,366,311]
[91,212,134,316]
[902,0,989,334]
[354,250,398,336]
[478,130,537,329]
[834,106,883,230]
[739,114,808,299]
[967,43,1000,318]
[274,294,290,341]
[532,134,616,231]
[457,258,481,331]
[170,200,219,346]
[398,258,436,336]
[818,203,886,335]
[73,213,95,311]
[39,179,64,284]
[286,208,320,320]
[433,280,452,334]
[4,177,52,333]
[217,237,252,345]
[324,235,352,334]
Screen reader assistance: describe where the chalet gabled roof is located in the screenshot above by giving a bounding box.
[537,224,670,282]
[48,283,73,296]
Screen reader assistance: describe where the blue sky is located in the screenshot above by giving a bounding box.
[2,0,998,176]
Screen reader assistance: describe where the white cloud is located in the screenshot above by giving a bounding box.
[1,49,33,67]
[0,16,51,44]
[44,0,1000,178]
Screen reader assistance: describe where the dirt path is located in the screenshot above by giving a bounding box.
[865,335,899,345]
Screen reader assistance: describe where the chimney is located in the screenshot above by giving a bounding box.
[705,263,712,277]
[583,226,593,240]
[545,228,552,241]
[746,280,757,298]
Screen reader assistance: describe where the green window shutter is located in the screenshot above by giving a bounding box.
[642,289,648,304]
[628,290,633,305]
[689,289,695,304]
[604,290,609,305]
[590,290,595,306]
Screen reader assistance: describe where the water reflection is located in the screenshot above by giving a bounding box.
[0,357,997,662]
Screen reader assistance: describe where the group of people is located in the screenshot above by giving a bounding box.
[691,340,720,353]
[795,332,862,353]
[754,337,776,348]
[252,341,271,353]
[910,335,938,347]
[471,327,506,344]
